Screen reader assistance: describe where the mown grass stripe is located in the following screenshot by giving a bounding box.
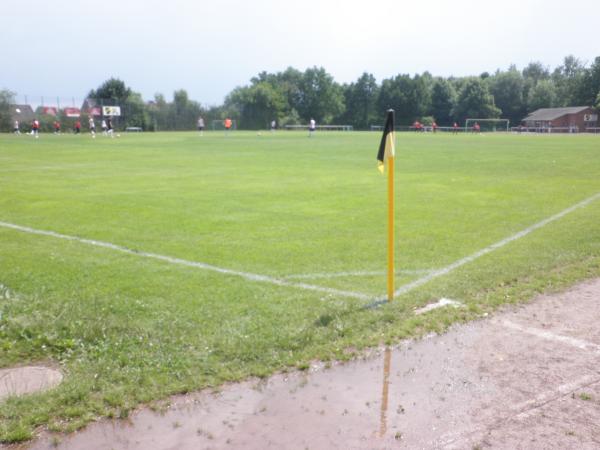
[392,191,600,297]
[0,221,372,301]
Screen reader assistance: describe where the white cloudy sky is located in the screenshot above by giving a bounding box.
[1,0,599,106]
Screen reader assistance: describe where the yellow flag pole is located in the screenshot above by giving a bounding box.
[387,151,395,302]
[378,109,396,302]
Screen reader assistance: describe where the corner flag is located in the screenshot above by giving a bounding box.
[377,110,395,174]
[377,110,396,301]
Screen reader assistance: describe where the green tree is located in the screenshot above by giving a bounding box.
[0,89,15,132]
[527,80,557,112]
[552,55,586,106]
[452,77,501,123]
[125,92,149,129]
[488,68,525,124]
[273,67,303,120]
[225,82,286,129]
[88,78,132,102]
[430,78,456,125]
[577,56,600,106]
[595,91,600,109]
[522,62,550,84]
[170,89,202,130]
[377,74,431,125]
[296,67,344,123]
[89,78,150,129]
[147,93,169,131]
[339,72,379,129]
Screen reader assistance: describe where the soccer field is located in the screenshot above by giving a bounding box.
[1,131,599,441]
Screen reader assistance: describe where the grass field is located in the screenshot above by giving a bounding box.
[1,131,599,441]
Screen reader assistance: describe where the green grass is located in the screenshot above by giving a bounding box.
[1,131,599,441]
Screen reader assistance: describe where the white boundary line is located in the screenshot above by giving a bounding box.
[284,269,435,280]
[500,320,600,353]
[437,374,600,448]
[0,221,371,301]
[1,191,599,304]
[391,191,600,299]
[414,298,464,315]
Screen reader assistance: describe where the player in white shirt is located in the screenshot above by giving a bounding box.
[308,118,316,137]
[89,117,96,138]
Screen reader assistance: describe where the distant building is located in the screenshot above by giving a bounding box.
[63,107,81,118]
[522,106,598,131]
[9,104,35,123]
[35,106,59,116]
[81,99,102,117]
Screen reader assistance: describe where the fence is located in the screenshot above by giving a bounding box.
[284,124,353,131]
[509,126,597,134]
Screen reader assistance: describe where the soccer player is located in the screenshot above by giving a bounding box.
[308,118,316,137]
[224,117,232,136]
[270,119,276,132]
[31,119,40,138]
[197,116,205,136]
[13,120,20,135]
[453,122,459,134]
[74,120,81,134]
[473,122,481,133]
[432,121,438,133]
[101,119,108,135]
[89,117,96,138]
[106,117,114,138]
[53,120,61,134]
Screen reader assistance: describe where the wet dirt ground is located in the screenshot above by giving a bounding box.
[13,278,600,449]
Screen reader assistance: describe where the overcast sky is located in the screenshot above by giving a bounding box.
[2,0,599,107]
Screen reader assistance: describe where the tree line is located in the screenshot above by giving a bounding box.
[1,55,599,132]
[225,55,599,129]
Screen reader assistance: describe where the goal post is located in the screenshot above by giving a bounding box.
[465,118,509,132]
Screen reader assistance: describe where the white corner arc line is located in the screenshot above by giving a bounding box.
[0,221,371,301]
[392,191,600,299]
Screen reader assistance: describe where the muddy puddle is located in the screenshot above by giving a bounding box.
[17,279,600,449]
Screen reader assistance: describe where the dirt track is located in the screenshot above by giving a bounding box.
[16,278,600,449]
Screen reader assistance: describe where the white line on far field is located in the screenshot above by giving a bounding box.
[391,191,600,299]
[0,221,371,301]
